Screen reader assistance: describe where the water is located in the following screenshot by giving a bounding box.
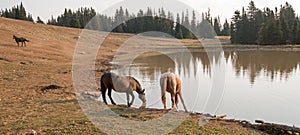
[109,50,300,127]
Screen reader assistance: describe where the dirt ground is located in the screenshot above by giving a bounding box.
[0,17,296,134]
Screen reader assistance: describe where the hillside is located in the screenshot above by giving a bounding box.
[0,17,293,134]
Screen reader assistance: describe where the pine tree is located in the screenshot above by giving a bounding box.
[70,14,81,28]
[213,17,221,36]
[291,17,298,44]
[27,13,34,22]
[182,10,194,39]
[197,8,216,39]
[159,7,166,18]
[47,15,57,25]
[253,9,264,43]
[125,9,130,21]
[36,16,44,24]
[240,7,250,44]
[296,20,300,44]
[230,10,242,43]
[222,19,230,36]
[14,6,20,19]
[205,8,212,24]
[258,9,283,45]
[19,2,27,20]
[175,13,183,39]
[125,14,136,33]
[279,2,296,44]
[136,9,144,33]
[258,19,283,45]
[191,11,197,38]
[159,7,168,35]
[2,9,9,17]
[166,11,174,36]
[247,1,260,44]
[114,7,125,33]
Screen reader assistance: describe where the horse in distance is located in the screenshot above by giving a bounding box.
[100,72,146,108]
[13,35,29,47]
[160,72,188,112]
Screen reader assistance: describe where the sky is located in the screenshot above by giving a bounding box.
[0,0,299,23]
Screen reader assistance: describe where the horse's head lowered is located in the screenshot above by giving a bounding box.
[139,88,146,102]
[129,77,146,103]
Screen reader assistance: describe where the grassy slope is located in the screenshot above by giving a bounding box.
[0,17,263,134]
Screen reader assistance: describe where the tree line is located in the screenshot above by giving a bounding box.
[0,2,34,22]
[1,2,299,45]
[0,3,229,39]
[45,7,230,39]
[231,1,300,45]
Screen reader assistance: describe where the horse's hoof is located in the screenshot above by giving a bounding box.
[171,108,178,112]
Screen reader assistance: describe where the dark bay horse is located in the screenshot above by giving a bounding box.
[160,72,188,112]
[13,35,29,47]
[100,72,146,107]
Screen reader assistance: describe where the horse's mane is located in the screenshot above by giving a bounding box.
[130,77,141,87]
[130,77,143,92]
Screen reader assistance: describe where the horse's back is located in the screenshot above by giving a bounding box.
[160,72,179,92]
[101,72,131,92]
[160,72,177,83]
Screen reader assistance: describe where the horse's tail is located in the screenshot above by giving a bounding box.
[178,92,188,112]
[160,75,168,109]
[176,76,188,112]
[160,76,167,95]
[25,39,29,42]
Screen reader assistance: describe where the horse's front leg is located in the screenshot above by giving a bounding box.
[126,92,130,107]
[127,91,134,107]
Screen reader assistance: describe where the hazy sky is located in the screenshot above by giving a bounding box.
[0,0,299,23]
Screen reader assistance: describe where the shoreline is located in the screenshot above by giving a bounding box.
[83,92,300,134]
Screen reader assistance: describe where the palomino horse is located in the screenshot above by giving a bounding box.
[160,72,188,112]
[100,72,146,107]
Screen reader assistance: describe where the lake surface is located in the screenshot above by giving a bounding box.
[109,50,300,127]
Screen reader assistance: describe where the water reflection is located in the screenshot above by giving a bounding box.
[132,50,300,84]
[110,50,300,127]
[224,51,300,84]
